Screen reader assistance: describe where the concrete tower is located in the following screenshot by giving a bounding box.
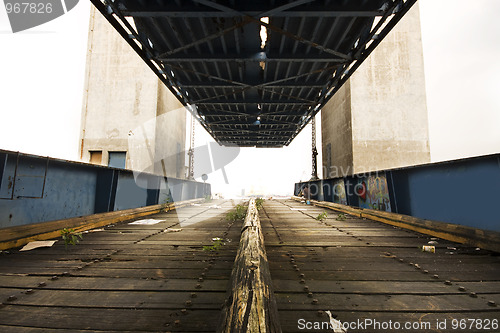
[321,4,430,178]
[79,6,186,178]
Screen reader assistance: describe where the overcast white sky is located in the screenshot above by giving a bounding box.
[0,1,499,196]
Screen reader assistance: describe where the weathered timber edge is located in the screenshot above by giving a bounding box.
[218,199,282,333]
[0,198,204,250]
[292,196,500,253]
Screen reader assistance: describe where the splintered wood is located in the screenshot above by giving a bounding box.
[219,199,282,333]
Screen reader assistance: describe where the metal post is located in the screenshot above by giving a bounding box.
[310,115,318,181]
[187,114,195,180]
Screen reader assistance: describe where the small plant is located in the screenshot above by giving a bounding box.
[203,237,224,252]
[316,211,328,222]
[226,204,247,222]
[60,228,83,249]
[255,198,265,210]
[336,213,347,221]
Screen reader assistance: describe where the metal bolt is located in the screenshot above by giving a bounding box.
[444,280,452,285]
[198,277,204,282]
[399,258,404,262]
[300,279,306,284]
[423,270,429,274]
[185,300,192,307]
[433,274,439,279]
[25,289,34,294]
[7,295,17,301]
[299,273,305,278]
[63,272,70,276]
[195,284,202,289]
[201,272,206,277]
[293,264,298,269]
[181,309,187,315]
[488,300,496,307]
[38,282,46,287]
[77,266,83,270]
[174,320,181,326]
[51,276,58,280]
[308,292,313,298]
[458,286,466,292]
[409,262,414,266]
[94,259,99,263]
[311,298,318,305]
[191,293,197,298]
[304,286,309,292]
[470,292,477,298]
[204,267,209,271]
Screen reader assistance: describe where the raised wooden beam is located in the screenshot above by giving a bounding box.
[0,198,204,251]
[292,196,500,253]
[218,199,282,333]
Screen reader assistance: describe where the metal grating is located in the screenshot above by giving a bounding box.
[90,0,417,147]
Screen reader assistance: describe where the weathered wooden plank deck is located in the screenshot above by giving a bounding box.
[0,198,499,332]
[260,200,500,333]
[0,199,242,332]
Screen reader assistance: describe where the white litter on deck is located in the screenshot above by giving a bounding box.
[129,219,163,225]
[20,240,57,252]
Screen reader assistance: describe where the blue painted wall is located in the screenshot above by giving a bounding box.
[296,154,500,232]
[0,150,210,228]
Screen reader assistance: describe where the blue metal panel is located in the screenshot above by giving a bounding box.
[0,149,211,229]
[295,154,500,232]
[0,161,96,228]
[108,152,126,169]
[113,172,148,211]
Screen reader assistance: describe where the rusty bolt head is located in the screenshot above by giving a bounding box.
[311,299,318,305]
[488,300,497,307]
[300,279,306,284]
[293,264,298,268]
[409,262,414,266]
[458,286,466,292]
[433,274,439,279]
[423,270,429,274]
[25,289,34,294]
[191,293,197,298]
[299,273,305,278]
[295,267,300,272]
[38,282,46,287]
[444,280,452,285]
[470,292,478,298]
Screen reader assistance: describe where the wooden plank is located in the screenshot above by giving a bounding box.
[219,199,282,333]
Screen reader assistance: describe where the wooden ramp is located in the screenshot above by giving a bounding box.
[0,199,499,332]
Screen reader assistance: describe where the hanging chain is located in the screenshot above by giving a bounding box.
[187,114,195,180]
[311,115,318,180]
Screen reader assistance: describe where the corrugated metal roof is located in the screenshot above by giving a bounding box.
[91,0,416,147]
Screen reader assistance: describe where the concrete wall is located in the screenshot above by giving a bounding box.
[322,4,430,176]
[80,6,186,177]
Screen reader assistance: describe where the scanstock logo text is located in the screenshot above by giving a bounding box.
[4,0,79,33]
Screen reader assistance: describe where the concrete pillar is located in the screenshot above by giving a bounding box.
[321,4,430,178]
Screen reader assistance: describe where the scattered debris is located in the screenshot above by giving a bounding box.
[164,228,182,233]
[421,245,436,253]
[20,240,57,252]
[324,310,347,333]
[129,219,163,225]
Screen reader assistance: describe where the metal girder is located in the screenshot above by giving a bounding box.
[93,0,417,147]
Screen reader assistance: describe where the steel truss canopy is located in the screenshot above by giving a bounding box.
[91,0,416,147]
